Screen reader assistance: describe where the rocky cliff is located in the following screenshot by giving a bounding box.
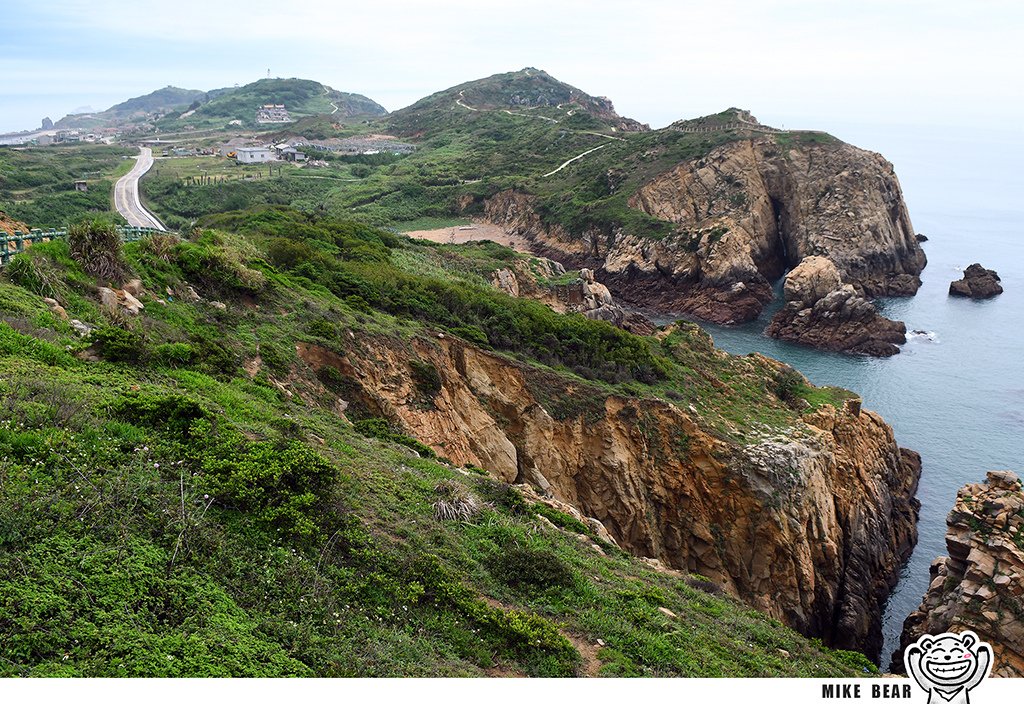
[296,331,921,662]
[485,134,926,324]
[895,471,1024,677]
[765,256,907,357]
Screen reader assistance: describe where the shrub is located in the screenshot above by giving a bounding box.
[68,218,130,284]
[352,417,436,458]
[410,359,442,405]
[487,546,576,592]
[200,440,338,540]
[431,479,481,522]
[89,325,147,363]
[306,318,337,340]
[110,393,208,438]
[153,342,195,368]
[6,254,68,300]
[138,233,181,262]
[474,478,528,515]
[266,238,321,271]
[175,241,267,297]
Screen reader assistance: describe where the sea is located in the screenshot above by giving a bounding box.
[656,122,1024,668]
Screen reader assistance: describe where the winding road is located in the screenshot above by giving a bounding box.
[114,147,165,230]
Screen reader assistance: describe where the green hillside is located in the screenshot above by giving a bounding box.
[388,67,647,136]
[175,78,387,128]
[0,211,875,677]
[0,144,133,227]
[53,87,206,129]
[106,86,207,120]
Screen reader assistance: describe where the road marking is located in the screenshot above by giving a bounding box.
[114,147,165,230]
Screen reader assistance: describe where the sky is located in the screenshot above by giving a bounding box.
[1,0,1022,135]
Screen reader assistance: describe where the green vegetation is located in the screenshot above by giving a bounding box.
[0,145,133,227]
[0,208,876,677]
[155,78,386,130]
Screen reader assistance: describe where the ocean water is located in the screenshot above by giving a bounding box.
[658,123,1024,668]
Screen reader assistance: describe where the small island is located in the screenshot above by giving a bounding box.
[949,263,1003,299]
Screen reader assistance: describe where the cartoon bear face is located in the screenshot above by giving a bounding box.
[917,633,982,687]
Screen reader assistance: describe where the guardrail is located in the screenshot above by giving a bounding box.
[0,226,165,266]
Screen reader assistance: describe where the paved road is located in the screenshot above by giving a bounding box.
[114,147,165,230]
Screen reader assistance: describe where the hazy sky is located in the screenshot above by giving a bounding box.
[2,0,1021,134]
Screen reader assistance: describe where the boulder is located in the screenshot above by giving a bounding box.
[949,263,1003,299]
[122,279,145,297]
[99,286,144,316]
[766,256,907,356]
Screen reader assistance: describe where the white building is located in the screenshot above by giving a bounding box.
[235,147,275,164]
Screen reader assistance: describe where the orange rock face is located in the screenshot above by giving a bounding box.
[298,333,921,662]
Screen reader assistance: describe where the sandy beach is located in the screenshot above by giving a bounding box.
[403,222,533,253]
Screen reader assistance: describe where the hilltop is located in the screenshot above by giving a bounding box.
[55,86,207,129]
[387,67,648,137]
[171,78,387,128]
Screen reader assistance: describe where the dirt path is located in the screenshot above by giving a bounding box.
[456,90,478,112]
[403,222,533,252]
[322,84,339,115]
[542,143,609,177]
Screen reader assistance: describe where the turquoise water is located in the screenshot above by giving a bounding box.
[654,124,1024,667]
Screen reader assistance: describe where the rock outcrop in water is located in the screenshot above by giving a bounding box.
[894,471,1024,677]
[765,256,907,357]
[485,132,926,325]
[949,264,1003,299]
[296,331,922,662]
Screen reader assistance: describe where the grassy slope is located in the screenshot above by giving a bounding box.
[0,212,868,677]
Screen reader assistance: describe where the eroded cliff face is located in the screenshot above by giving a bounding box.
[895,471,1024,677]
[484,135,926,324]
[296,333,921,661]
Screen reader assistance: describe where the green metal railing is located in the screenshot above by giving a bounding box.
[0,226,165,266]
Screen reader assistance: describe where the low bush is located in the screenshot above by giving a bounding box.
[487,546,577,592]
[89,325,148,363]
[352,417,436,458]
[200,438,338,540]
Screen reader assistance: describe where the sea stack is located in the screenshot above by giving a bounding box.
[949,263,1003,299]
[894,471,1024,677]
[765,256,907,356]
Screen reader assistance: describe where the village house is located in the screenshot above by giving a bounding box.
[235,147,276,164]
